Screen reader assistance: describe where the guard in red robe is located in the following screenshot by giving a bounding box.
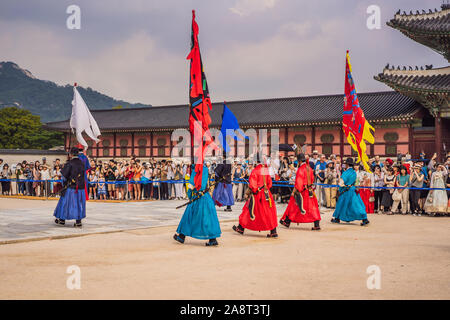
[232,156,278,238]
[280,153,321,230]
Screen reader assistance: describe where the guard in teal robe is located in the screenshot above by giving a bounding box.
[173,164,222,246]
[331,158,370,226]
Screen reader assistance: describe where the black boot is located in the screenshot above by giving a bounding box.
[280,217,290,228]
[74,219,82,227]
[226,206,232,212]
[312,220,321,230]
[331,218,340,223]
[55,218,65,225]
[173,233,185,244]
[232,224,244,235]
[205,238,219,246]
[267,228,278,238]
[361,219,370,226]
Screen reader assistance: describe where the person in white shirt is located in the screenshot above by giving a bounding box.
[40,165,51,197]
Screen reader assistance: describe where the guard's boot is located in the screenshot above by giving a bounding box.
[331,218,340,224]
[279,218,290,228]
[74,219,82,228]
[361,219,370,226]
[232,224,244,235]
[267,228,278,238]
[55,218,65,225]
[173,233,185,244]
[226,206,232,212]
[205,238,219,246]
[312,220,321,230]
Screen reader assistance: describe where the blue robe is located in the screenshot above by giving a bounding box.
[212,182,234,206]
[54,157,87,221]
[176,165,222,240]
[332,168,367,222]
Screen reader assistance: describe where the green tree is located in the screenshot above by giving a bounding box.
[0,107,63,149]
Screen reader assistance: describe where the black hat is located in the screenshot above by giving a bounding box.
[345,157,354,166]
[297,153,306,163]
[70,147,79,156]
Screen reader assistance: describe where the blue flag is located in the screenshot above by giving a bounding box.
[220,103,247,153]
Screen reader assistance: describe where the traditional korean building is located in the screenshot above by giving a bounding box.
[46,91,431,160]
[374,3,450,161]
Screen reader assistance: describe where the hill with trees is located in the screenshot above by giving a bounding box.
[0,61,152,123]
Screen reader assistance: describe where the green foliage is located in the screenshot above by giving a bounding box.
[0,61,151,123]
[0,107,63,149]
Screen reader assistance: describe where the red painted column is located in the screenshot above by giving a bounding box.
[113,133,117,158]
[150,132,154,157]
[131,132,135,157]
[435,113,442,161]
[311,126,316,152]
[339,126,344,158]
[408,125,414,157]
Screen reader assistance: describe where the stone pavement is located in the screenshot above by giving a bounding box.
[0,198,292,244]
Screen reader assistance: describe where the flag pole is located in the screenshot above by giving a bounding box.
[67,82,78,160]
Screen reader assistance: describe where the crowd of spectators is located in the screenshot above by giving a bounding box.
[1,150,449,215]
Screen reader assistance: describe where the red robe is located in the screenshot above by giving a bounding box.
[359,188,374,214]
[239,164,278,231]
[281,163,321,223]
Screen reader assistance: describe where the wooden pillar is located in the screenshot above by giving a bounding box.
[311,126,316,152]
[131,132,135,157]
[113,133,117,158]
[339,126,344,158]
[169,130,173,158]
[408,125,414,157]
[150,132,154,157]
[435,113,442,161]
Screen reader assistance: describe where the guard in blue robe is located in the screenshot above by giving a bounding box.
[212,161,234,211]
[174,164,222,246]
[75,144,91,201]
[331,158,370,226]
[54,147,87,227]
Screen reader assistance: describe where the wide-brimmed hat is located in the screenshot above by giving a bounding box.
[345,157,354,166]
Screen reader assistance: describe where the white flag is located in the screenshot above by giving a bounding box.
[70,85,101,149]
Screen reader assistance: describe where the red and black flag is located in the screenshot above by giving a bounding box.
[186,10,216,190]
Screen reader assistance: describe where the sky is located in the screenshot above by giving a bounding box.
[0,0,447,106]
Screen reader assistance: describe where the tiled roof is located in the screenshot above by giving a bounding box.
[374,66,450,93]
[386,5,450,61]
[45,91,422,132]
[387,5,450,34]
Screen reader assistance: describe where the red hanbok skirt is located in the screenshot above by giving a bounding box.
[359,188,374,214]
[282,190,321,223]
[239,190,278,231]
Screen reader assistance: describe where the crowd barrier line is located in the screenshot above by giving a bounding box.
[1,178,449,191]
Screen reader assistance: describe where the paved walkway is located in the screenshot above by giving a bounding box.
[0,198,293,244]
